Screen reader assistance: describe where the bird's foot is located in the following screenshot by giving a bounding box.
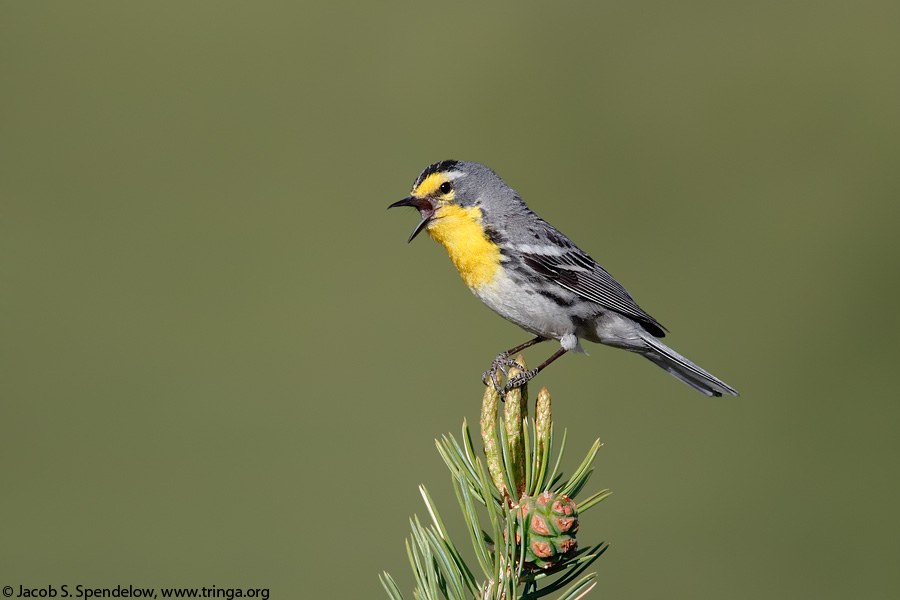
[502,368,538,396]
[482,352,522,395]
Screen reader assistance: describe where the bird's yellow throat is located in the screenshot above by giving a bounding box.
[426,205,501,289]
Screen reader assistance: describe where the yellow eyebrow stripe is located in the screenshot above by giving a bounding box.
[413,172,450,197]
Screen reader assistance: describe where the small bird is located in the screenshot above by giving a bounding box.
[389,160,738,397]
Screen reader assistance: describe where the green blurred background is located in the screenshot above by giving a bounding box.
[2,1,898,598]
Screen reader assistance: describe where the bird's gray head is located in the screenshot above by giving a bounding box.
[388,160,523,242]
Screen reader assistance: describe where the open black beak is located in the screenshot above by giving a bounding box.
[388,196,436,243]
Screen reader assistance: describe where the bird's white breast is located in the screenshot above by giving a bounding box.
[471,269,577,341]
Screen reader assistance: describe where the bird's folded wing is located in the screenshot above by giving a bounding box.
[520,249,667,337]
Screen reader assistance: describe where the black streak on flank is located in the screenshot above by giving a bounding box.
[499,248,522,268]
[537,289,577,308]
[484,224,506,245]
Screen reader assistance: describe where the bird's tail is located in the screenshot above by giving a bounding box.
[638,332,739,397]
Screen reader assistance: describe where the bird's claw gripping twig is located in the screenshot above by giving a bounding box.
[481,352,522,395]
[501,368,538,396]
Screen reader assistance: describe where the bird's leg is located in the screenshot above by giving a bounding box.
[481,336,547,394]
[503,346,569,395]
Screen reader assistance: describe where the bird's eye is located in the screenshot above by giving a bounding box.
[439,181,453,194]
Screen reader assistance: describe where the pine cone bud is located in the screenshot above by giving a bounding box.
[481,382,506,498]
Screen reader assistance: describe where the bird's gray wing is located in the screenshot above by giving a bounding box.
[519,248,667,337]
